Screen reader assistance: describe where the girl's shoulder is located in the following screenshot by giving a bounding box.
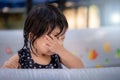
[1,53,19,69]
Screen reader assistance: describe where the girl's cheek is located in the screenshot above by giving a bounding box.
[42,43,46,47]
[42,42,49,50]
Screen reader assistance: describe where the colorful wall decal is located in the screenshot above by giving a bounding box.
[96,64,102,68]
[103,42,110,53]
[115,49,120,58]
[5,47,12,54]
[105,58,109,64]
[88,50,98,60]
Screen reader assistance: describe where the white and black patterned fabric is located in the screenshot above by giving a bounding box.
[18,48,62,69]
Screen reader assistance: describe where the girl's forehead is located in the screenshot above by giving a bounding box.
[51,27,66,37]
[46,26,67,37]
[51,27,60,34]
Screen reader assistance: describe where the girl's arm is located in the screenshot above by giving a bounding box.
[57,48,84,68]
[45,35,84,68]
[1,54,19,68]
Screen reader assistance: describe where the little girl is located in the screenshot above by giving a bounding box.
[2,4,84,69]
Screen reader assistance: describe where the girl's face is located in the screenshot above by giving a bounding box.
[33,28,65,55]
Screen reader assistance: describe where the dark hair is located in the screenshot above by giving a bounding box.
[23,4,68,54]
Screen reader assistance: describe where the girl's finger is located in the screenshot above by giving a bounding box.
[45,35,53,43]
[50,34,57,41]
[45,38,53,46]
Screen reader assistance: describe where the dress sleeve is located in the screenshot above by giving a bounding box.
[1,54,19,68]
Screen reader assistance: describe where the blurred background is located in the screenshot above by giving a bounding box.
[0,0,120,29]
[0,0,120,68]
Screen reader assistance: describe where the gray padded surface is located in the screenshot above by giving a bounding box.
[0,67,120,80]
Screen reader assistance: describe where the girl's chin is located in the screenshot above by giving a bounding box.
[47,51,54,55]
[42,51,54,56]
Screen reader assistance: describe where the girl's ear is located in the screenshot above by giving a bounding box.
[28,32,33,41]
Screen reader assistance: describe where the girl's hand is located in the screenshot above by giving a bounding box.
[44,34,84,68]
[44,34,65,54]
